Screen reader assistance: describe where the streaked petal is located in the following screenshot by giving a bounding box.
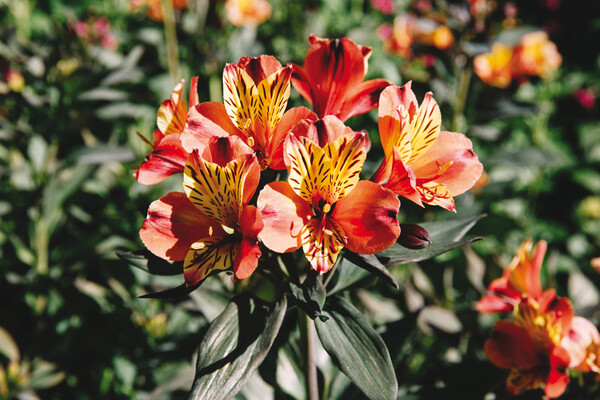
[381,147,422,206]
[416,181,455,211]
[183,151,257,228]
[324,130,367,202]
[257,181,311,253]
[134,134,188,185]
[184,239,238,286]
[157,79,187,135]
[256,66,292,132]
[268,106,318,170]
[406,92,441,164]
[285,133,328,204]
[332,181,400,254]
[180,102,239,154]
[301,217,346,273]
[140,192,224,261]
[237,55,283,83]
[223,64,258,131]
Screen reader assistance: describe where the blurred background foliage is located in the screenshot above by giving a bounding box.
[0,0,599,398]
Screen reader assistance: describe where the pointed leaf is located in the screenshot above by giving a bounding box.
[289,270,325,319]
[189,295,287,400]
[378,214,485,265]
[315,296,397,400]
[343,251,399,289]
[139,282,200,299]
[116,249,182,276]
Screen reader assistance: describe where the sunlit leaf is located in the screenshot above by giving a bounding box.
[189,295,287,400]
[315,296,397,400]
[0,326,19,362]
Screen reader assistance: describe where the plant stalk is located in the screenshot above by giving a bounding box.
[452,65,472,133]
[300,311,319,400]
[161,0,181,85]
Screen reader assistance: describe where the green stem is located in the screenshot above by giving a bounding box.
[452,66,472,133]
[300,311,319,400]
[35,219,48,275]
[161,0,181,85]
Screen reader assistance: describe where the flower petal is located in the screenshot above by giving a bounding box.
[484,320,539,369]
[337,78,391,122]
[380,147,422,206]
[223,64,258,131]
[180,102,239,154]
[134,134,188,185]
[256,66,292,133]
[409,131,483,196]
[257,181,311,253]
[332,181,400,254]
[406,92,441,164]
[323,130,367,202]
[140,192,224,261]
[237,55,283,83]
[290,64,313,105]
[184,239,238,286]
[268,106,318,170]
[301,217,346,273]
[416,181,455,212]
[285,133,328,204]
[233,205,264,279]
[157,79,188,135]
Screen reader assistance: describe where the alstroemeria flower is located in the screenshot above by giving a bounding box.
[512,31,562,78]
[140,136,263,286]
[484,291,573,398]
[258,116,400,273]
[561,316,600,370]
[182,55,316,170]
[225,0,272,27]
[473,43,514,88]
[291,35,391,122]
[372,82,483,211]
[135,77,199,185]
[477,239,546,313]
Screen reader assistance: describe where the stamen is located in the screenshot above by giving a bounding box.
[208,226,213,236]
[322,203,331,213]
[191,242,205,250]
[246,136,255,147]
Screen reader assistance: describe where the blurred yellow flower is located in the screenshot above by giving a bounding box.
[473,43,514,88]
[226,0,272,27]
[512,31,562,78]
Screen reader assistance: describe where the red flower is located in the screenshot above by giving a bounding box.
[484,292,573,398]
[373,82,483,211]
[181,56,316,170]
[477,239,546,313]
[291,35,391,122]
[135,78,199,185]
[257,116,400,273]
[140,136,262,286]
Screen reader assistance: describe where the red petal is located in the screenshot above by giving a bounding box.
[237,55,284,84]
[189,76,200,107]
[134,134,188,185]
[257,181,311,253]
[476,294,515,314]
[484,320,540,369]
[234,206,263,279]
[410,131,483,196]
[290,64,313,105]
[544,369,569,399]
[268,106,318,170]
[337,78,391,122]
[139,192,224,261]
[332,181,400,254]
[383,147,422,206]
[180,102,240,153]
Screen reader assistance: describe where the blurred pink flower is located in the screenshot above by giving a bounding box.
[574,88,595,110]
[370,0,394,14]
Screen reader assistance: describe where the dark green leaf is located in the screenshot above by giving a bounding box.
[378,214,485,265]
[289,270,325,319]
[116,249,182,276]
[189,295,287,400]
[139,282,200,299]
[327,258,374,295]
[343,251,399,289]
[315,296,397,400]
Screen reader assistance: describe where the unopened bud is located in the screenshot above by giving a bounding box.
[397,223,431,249]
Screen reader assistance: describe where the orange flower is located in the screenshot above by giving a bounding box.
[379,16,415,57]
[135,78,199,185]
[130,0,188,21]
[140,136,263,286]
[473,43,514,88]
[512,31,562,78]
[372,82,483,211]
[477,239,546,313]
[291,36,391,122]
[225,0,271,27]
[257,116,400,273]
[414,24,455,50]
[182,56,316,170]
[485,291,573,398]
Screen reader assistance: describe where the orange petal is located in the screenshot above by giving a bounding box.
[416,181,455,212]
[256,66,292,133]
[332,181,400,254]
[237,55,283,83]
[268,106,318,170]
[134,134,188,185]
[223,64,258,131]
[409,131,483,196]
[189,76,199,107]
[257,181,311,253]
[157,79,187,135]
[234,206,263,279]
[140,192,224,261]
[338,78,391,123]
[378,84,417,161]
[180,102,239,154]
[382,147,422,206]
[323,130,368,202]
[484,320,540,369]
[301,217,346,273]
[184,239,238,286]
[290,64,313,105]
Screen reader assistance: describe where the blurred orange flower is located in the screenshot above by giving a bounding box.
[130,0,188,21]
[473,43,514,88]
[225,0,272,27]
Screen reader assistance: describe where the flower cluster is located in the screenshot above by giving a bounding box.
[71,16,118,50]
[474,31,562,88]
[478,239,600,398]
[135,36,482,289]
[378,15,455,58]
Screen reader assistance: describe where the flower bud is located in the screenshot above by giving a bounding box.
[397,223,431,249]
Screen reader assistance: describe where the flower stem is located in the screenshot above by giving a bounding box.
[300,311,319,400]
[161,0,181,85]
[452,65,472,133]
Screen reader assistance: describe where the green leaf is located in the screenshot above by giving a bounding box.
[0,326,19,362]
[315,296,397,400]
[327,257,373,295]
[343,251,399,289]
[378,214,485,265]
[189,295,287,400]
[288,270,325,319]
[116,249,182,276]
